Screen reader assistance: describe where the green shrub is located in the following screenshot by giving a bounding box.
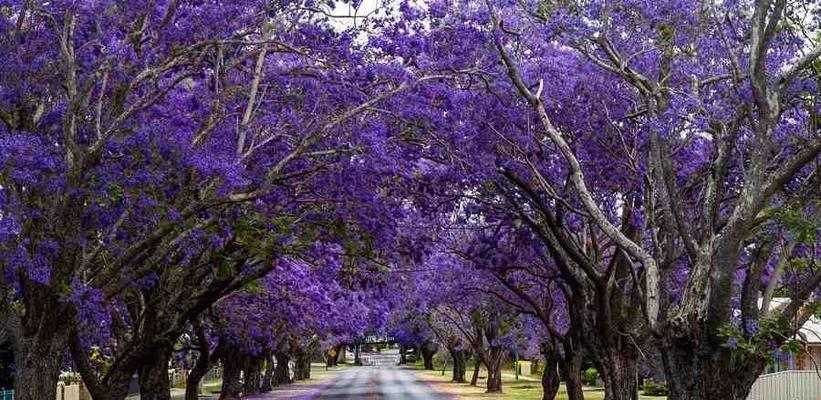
[583,368,599,386]
[643,382,669,396]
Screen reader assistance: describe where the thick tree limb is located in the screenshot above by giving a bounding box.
[493,31,661,330]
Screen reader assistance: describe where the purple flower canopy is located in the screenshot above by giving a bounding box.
[0,0,819,398]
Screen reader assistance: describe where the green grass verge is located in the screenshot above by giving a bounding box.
[411,363,666,400]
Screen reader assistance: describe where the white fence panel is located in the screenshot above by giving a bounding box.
[203,366,223,382]
[747,370,821,400]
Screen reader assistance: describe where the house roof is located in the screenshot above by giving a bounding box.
[767,298,821,345]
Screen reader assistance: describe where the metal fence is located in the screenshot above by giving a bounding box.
[0,367,225,400]
[747,370,821,400]
[169,366,225,388]
[170,369,188,388]
[360,353,400,366]
[202,366,223,382]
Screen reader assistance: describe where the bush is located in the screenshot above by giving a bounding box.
[643,383,669,396]
[58,371,81,386]
[583,368,599,386]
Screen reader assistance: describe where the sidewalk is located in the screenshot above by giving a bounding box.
[167,380,221,399]
[187,364,348,400]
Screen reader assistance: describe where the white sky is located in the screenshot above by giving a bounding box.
[327,0,389,31]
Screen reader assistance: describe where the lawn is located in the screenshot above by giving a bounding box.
[161,363,347,399]
[412,365,667,400]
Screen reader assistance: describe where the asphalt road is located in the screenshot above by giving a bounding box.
[314,366,450,400]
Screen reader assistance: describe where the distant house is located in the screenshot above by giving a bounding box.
[745,298,821,400]
[764,298,821,373]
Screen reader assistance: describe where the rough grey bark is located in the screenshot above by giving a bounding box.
[219,352,243,400]
[399,344,407,365]
[7,299,70,400]
[560,345,585,400]
[470,357,481,386]
[662,339,768,400]
[294,352,311,381]
[274,351,292,385]
[68,328,134,400]
[449,348,467,383]
[244,356,263,395]
[184,327,220,400]
[138,350,172,400]
[261,353,275,392]
[184,354,212,400]
[421,339,437,370]
[598,350,639,400]
[354,344,362,365]
[541,352,560,400]
[484,345,504,393]
[13,336,63,400]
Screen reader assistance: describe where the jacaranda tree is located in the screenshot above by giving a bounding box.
[1,0,819,400]
[0,0,446,398]
[370,0,821,398]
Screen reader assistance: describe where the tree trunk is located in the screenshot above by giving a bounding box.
[597,349,639,400]
[184,360,211,400]
[274,351,292,385]
[470,357,481,386]
[541,353,560,400]
[71,301,188,400]
[91,373,134,400]
[662,338,765,400]
[354,344,362,365]
[184,342,219,400]
[325,353,332,368]
[261,353,275,392]
[68,328,135,400]
[560,347,585,400]
[184,322,217,400]
[294,353,311,380]
[139,350,172,400]
[219,352,244,400]
[449,348,466,383]
[7,303,71,400]
[14,338,63,400]
[421,340,437,370]
[663,343,702,400]
[399,344,407,365]
[422,351,435,369]
[422,352,434,369]
[485,347,504,393]
[292,341,311,381]
[244,356,263,395]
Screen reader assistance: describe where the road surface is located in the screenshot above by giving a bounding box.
[314,366,450,400]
